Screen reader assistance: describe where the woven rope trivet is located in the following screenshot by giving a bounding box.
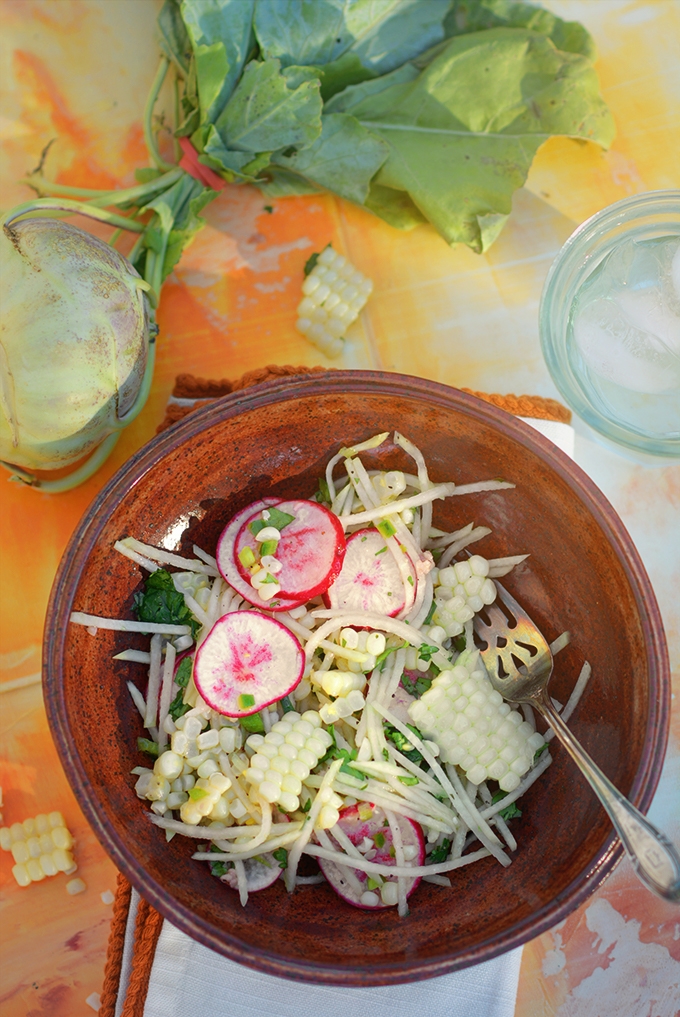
[156,365,571,433]
[101,364,570,1015]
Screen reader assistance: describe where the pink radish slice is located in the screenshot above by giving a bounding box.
[220,853,283,892]
[235,499,345,600]
[219,814,289,891]
[387,682,417,726]
[216,498,305,612]
[193,611,304,716]
[318,804,424,909]
[325,528,417,617]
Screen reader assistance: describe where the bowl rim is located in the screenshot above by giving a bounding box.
[43,370,671,984]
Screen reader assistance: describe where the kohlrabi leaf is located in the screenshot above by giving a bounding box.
[442,0,597,61]
[333,27,615,251]
[255,166,324,197]
[157,0,192,75]
[253,0,450,75]
[181,0,256,121]
[272,112,389,205]
[363,182,427,230]
[214,58,322,153]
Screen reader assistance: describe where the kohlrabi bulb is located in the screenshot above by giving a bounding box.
[0,214,152,478]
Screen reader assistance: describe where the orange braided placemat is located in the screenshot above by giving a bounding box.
[157,365,571,433]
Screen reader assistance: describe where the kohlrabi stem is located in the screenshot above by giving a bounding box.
[144,57,175,172]
[21,167,183,209]
[2,432,121,493]
[116,332,157,428]
[4,198,145,233]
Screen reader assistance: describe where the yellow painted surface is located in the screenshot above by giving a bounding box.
[1,2,678,1014]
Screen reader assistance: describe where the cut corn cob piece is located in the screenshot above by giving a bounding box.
[407,657,545,793]
[0,811,76,886]
[243,711,333,811]
[430,557,497,637]
[296,246,373,358]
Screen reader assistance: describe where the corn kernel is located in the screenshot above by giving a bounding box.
[40,853,58,877]
[11,840,30,865]
[66,878,87,895]
[27,858,45,882]
[10,822,26,841]
[12,863,31,887]
[35,814,50,835]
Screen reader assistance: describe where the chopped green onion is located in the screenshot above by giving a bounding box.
[137,737,159,757]
[376,518,397,539]
[238,693,256,709]
[238,546,256,568]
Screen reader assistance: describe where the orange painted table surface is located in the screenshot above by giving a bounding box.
[1,2,679,1014]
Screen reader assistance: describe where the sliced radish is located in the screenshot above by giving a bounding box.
[235,499,345,601]
[193,611,304,716]
[219,814,289,892]
[220,853,284,892]
[325,528,417,617]
[386,682,417,726]
[317,803,424,909]
[216,498,305,612]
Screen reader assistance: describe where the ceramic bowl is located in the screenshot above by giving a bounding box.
[44,371,670,985]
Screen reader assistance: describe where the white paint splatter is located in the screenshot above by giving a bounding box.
[543,931,567,976]
[556,898,680,1017]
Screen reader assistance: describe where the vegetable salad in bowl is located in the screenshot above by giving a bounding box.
[71,431,589,915]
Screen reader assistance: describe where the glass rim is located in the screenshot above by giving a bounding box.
[539,190,680,461]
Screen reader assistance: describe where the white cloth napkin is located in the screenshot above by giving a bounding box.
[114,416,576,1017]
[116,889,523,1017]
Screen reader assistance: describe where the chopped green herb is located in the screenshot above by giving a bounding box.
[382,748,389,760]
[272,847,288,868]
[137,737,159,758]
[375,545,388,556]
[366,876,382,890]
[533,743,549,763]
[249,506,295,536]
[492,790,523,821]
[133,568,199,636]
[423,601,437,625]
[375,641,407,671]
[263,204,274,213]
[301,797,312,813]
[209,844,230,877]
[175,655,192,687]
[260,539,278,557]
[279,695,296,713]
[400,672,432,698]
[417,643,439,662]
[383,722,425,765]
[303,245,330,277]
[374,832,385,849]
[398,775,419,786]
[452,634,466,653]
[428,838,451,863]
[238,693,256,709]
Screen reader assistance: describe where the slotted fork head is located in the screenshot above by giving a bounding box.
[473,582,553,703]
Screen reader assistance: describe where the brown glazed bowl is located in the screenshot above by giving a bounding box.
[44,371,670,985]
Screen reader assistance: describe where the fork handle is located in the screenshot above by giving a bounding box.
[535,691,680,903]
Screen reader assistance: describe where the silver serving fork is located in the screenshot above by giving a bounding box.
[474,581,680,903]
